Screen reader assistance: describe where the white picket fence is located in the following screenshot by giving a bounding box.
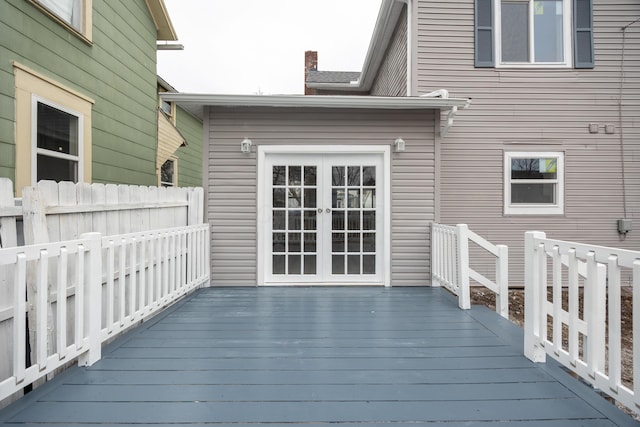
[524,231,639,416]
[431,223,509,318]
[0,178,209,406]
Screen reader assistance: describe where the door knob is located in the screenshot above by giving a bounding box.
[317,208,322,213]
[326,208,331,213]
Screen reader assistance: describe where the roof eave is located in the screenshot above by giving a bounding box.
[160,93,472,120]
[145,0,178,41]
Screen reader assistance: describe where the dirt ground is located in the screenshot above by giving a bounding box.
[470,287,635,418]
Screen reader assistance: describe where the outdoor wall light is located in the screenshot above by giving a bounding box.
[394,138,406,153]
[241,138,252,153]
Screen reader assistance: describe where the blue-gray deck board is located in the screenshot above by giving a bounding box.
[0,287,637,426]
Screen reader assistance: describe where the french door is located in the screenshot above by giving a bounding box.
[262,153,385,285]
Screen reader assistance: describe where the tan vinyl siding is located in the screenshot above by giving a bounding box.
[416,0,640,284]
[206,107,436,286]
[371,5,408,96]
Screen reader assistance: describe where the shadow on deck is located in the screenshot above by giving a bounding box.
[0,286,637,426]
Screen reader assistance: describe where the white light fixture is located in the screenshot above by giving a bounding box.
[394,138,405,153]
[241,137,252,153]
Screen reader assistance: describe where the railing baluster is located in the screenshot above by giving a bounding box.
[119,238,126,324]
[37,250,48,370]
[13,254,27,383]
[57,248,68,359]
[139,237,146,314]
[607,255,621,394]
[552,246,562,355]
[75,245,85,350]
[538,243,547,345]
[567,249,578,366]
[129,237,136,319]
[106,241,115,333]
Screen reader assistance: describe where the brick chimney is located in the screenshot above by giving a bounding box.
[304,50,318,95]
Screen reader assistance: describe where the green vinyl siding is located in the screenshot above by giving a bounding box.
[0,0,160,187]
[175,106,203,188]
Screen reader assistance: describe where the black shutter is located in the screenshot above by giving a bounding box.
[475,0,494,67]
[574,0,594,68]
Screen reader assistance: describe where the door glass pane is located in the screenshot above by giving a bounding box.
[347,166,360,186]
[362,166,376,186]
[273,188,285,207]
[288,188,301,208]
[332,166,345,186]
[347,255,360,274]
[273,166,286,185]
[348,233,360,252]
[273,255,285,274]
[332,255,344,275]
[304,166,316,185]
[332,233,345,252]
[304,233,316,252]
[362,189,376,208]
[288,255,301,274]
[332,189,345,208]
[303,211,316,231]
[332,211,345,230]
[363,233,375,252]
[288,211,301,230]
[347,211,360,231]
[304,189,317,208]
[363,255,375,274]
[273,211,285,230]
[304,255,316,275]
[273,233,285,252]
[363,211,375,231]
[348,189,360,208]
[289,166,301,185]
[288,233,301,252]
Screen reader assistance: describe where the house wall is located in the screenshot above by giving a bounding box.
[175,106,203,188]
[370,5,408,96]
[415,0,640,284]
[0,0,159,191]
[206,107,436,286]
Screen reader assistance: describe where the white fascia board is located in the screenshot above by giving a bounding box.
[161,93,472,119]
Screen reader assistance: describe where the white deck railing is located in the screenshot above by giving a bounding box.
[524,231,639,416]
[431,223,509,318]
[0,223,210,402]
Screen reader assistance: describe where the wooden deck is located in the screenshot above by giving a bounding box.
[0,287,637,426]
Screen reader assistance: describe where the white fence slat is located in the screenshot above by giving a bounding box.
[37,251,48,369]
[75,245,85,351]
[568,249,579,365]
[119,238,126,325]
[0,179,17,396]
[552,246,562,356]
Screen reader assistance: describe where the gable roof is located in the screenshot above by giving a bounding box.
[145,0,178,41]
[306,0,403,92]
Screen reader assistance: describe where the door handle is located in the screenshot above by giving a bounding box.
[317,208,322,213]
[326,208,331,213]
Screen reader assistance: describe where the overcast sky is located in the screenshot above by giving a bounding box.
[157,0,382,95]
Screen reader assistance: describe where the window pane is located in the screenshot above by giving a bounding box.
[273,188,285,208]
[288,211,301,230]
[332,211,345,231]
[288,188,301,208]
[362,166,376,186]
[501,1,529,62]
[304,166,316,185]
[273,233,285,252]
[273,166,286,185]
[332,166,345,186]
[332,189,345,208]
[363,255,376,274]
[347,166,360,186]
[348,233,360,252]
[304,189,316,208]
[304,255,316,275]
[363,211,376,231]
[304,233,316,252]
[332,233,345,252]
[348,211,360,231]
[348,189,360,208]
[37,102,78,155]
[511,183,556,204]
[347,255,360,274]
[38,0,82,30]
[288,255,301,274]
[362,189,376,208]
[37,154,77,183]
[511,158,557,179]
[273,210,285,230]
[273,255,285,274]
[534,0,564,62]
[160,160,174,186]
[332,255,345,275]
[303,211,316,231]
[288,166,301,185]
[288,233,301,252]
[363,233,376,252]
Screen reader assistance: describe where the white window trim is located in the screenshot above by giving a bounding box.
[504,151,564,215]
[27,0,93,43]
[31,95,84,186]
[257,145,392,287]
[495,0,573,68]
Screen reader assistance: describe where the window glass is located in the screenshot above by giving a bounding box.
[501,1,529,62]
[161,100,172,117]
[505,152,563,214]
[38,0,82,30]
[533,0,564,62]
[160,159,175,187]
[499,0,566,65]
[36,101,80,183]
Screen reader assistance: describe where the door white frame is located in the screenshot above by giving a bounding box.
[257,145,391,287]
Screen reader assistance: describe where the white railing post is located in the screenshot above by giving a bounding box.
[524,231,546,362]
[456,224,470,310]
[495,244,509,318]
[78,232,102,366]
